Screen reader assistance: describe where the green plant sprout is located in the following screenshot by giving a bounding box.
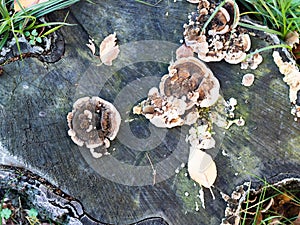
[0,0,80,51]
[238,0,300,40]
[134,0,164,7]
[0,194,12,225]
[24,29,42,45]
[26,208,40,225]
[0,208,12,221]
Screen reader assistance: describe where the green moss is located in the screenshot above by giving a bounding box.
[284,135,300,164]
[228,145,261,176]
[174,167,204,214]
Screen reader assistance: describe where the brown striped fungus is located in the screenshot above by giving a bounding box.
[67,96,121,158]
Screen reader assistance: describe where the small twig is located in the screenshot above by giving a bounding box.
[135,0,163,7]
[146,152,156,185]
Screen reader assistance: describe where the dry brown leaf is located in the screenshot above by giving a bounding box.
[99,33,120,66]
[188,149,217,188]
[86,38,96,55]
[14,0,48,12]
[285,31,299,48]
[255,211,263,225]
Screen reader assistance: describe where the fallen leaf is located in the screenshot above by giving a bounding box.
[86,38,96,55]
[99,33,120,66]
[293,43,300,60]
[14,0,48,12]
[285,31,299,48]
[188,149,217,188]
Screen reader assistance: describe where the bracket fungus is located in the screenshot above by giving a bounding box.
[241,52,263,70]
[67,96,121,158]
[184,0,252,64]
[241,73,255,87]
[133,56,220,128]
[273,51,300,105]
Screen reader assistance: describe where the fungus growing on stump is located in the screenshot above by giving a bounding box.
[184,0,252,64]
[241,73,255,87]
[133,57,220,128]
[67,96,121,158]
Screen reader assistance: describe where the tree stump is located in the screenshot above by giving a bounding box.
[0,0,299,224]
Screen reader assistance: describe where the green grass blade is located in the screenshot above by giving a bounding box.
[40,24,64,37]
[241,182,252,225]
[31,22,75,29]
[0,32,9,49]
[246,44,292,59]
[134,0,163,7]
[258,0,280,29]
[238,22,283,37]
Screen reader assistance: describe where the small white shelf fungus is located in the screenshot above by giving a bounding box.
[241,53,263,70]
[187,124,215,150]
[175,44,194,59]
[241,73,255,87]
[184,0,252,65]
[67,96,121,158]
[133,57,220,128]
[273,51,300,104]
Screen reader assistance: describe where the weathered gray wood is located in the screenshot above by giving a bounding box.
[0,0,300,225]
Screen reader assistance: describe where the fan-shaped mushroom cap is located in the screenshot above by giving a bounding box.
[208,7,231,36]
[223,0,240,30]
[67,96,121,152]
[208,0,239,35]
[134,57,220,128]
[224,34,251,64]
[176,44,194,59]
[160,57,220,108]
[241,52,263,70]
[241,73,255,87]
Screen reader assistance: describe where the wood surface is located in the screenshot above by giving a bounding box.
[0,0,299,224]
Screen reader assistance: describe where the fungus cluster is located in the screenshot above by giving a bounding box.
[133,56,220,128]
[183,0,252,64]
[241,53,263,70]
[133,55,223,189]
[273,51,300,119]
[67,96,121,158]
[273,51,300,105]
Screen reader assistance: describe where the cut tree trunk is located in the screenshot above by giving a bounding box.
[0,1,299,225]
